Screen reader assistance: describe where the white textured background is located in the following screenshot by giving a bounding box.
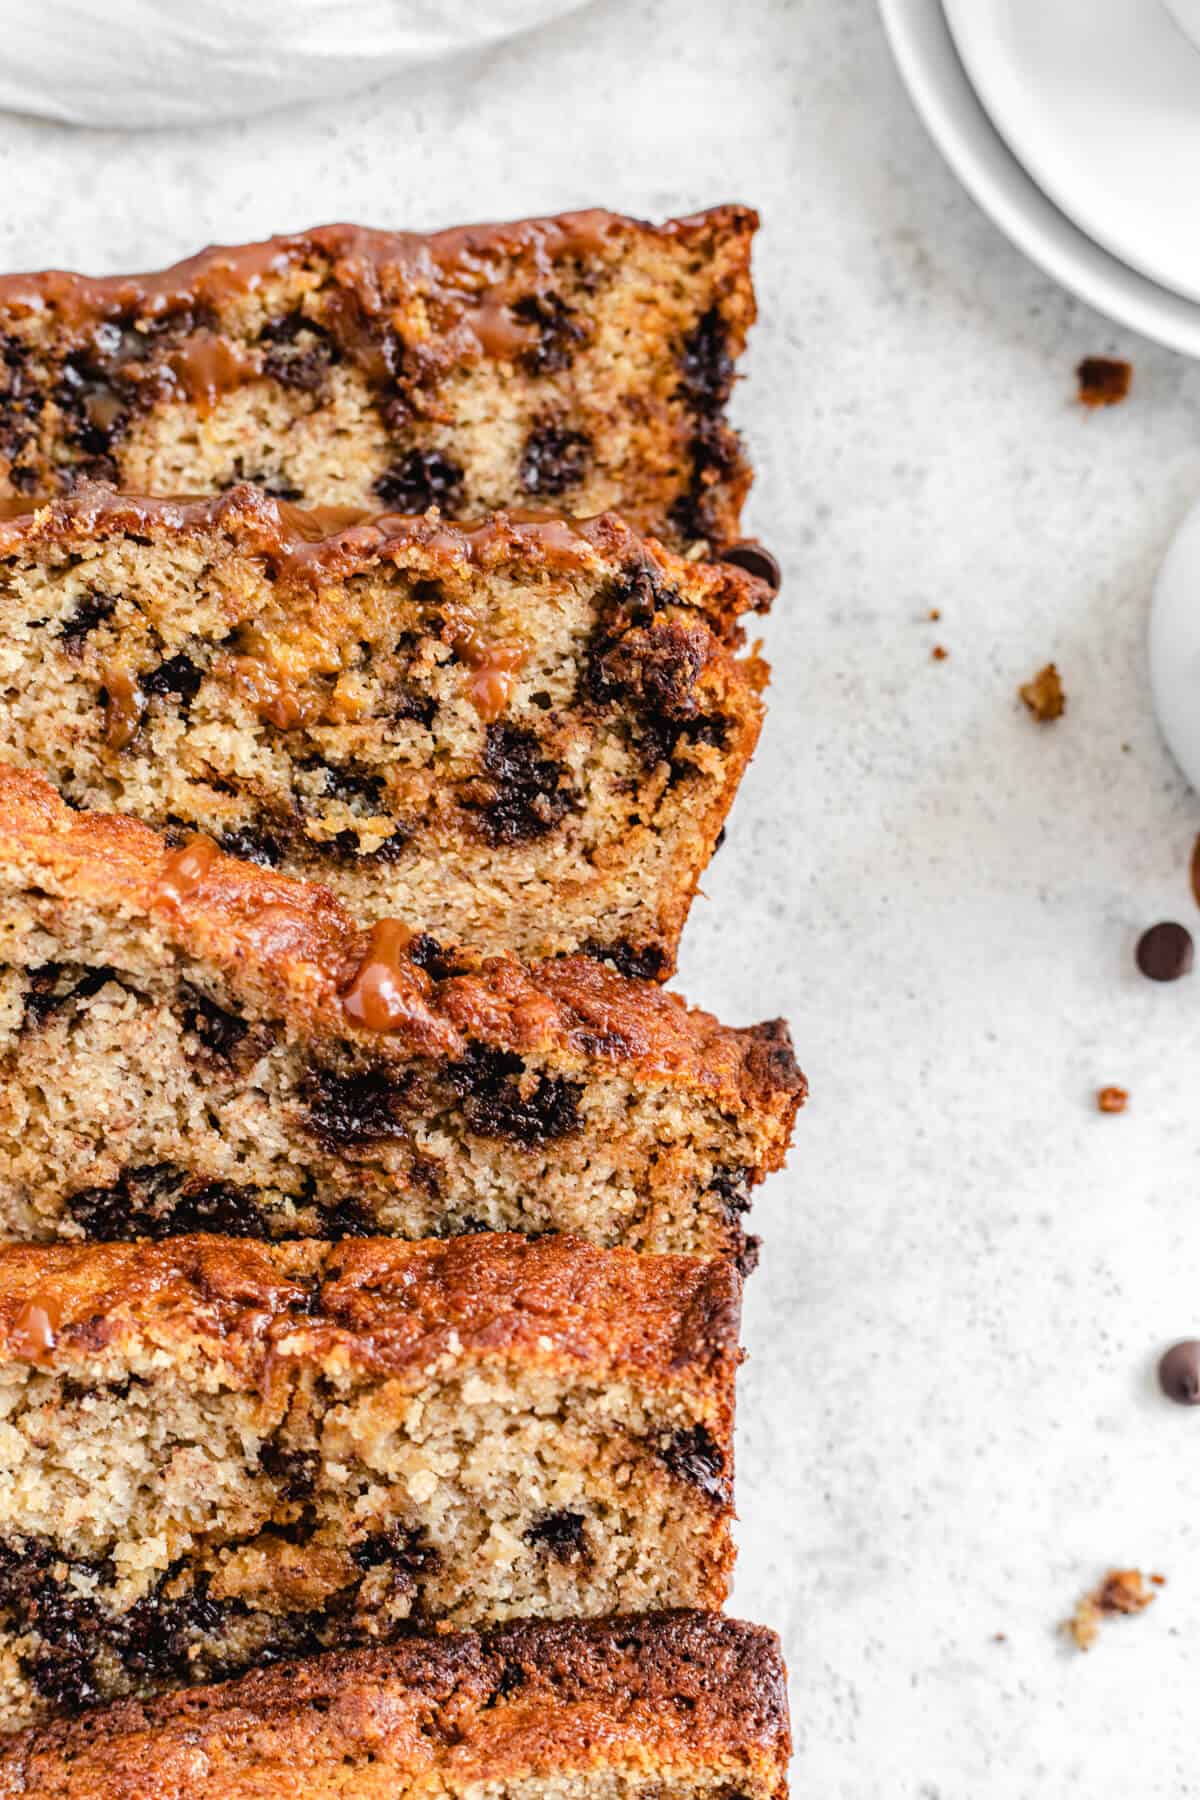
[4,2,1200,1793]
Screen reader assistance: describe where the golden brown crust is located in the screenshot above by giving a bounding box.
[0,766,805,1125]
[0,209,756,336]
[0,1232,742,1390]
[0,1612,790,1800]
[0,208,758,549]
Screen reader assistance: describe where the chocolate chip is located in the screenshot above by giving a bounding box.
[58,590,117,655]
[656,1424,727,1502]
[720,540,782,595]
[524,1510,588,1562]
[448,1044,582,1144]
[464,722,573,846]
[1136,922,1194,982]
[1159,1340,1200,1404]
[142,652,204,708]
[373,448,464,513]
[519,421,591,496]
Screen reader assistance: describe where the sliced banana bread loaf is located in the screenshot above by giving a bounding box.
[0,769,803,1250]
[0,1612,790,1798]
[0,1232,739,1729]
[0,207,756,550]
[0,485,768,972]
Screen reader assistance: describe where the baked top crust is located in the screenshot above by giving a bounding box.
[0,765,804,1124]
[0,1612,790,1799]
[0,481,770,618]
[0,1230,742,1389]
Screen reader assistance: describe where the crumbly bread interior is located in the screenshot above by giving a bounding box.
[0,1357,729,1730]
[0,932,779,1251]
[0,492,766,969]
[0,210,757,551]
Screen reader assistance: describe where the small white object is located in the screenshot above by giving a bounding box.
[1150,498,1200,794]
[943,0,1200,306]
[879,0,1200,358]
[0,0,591,129]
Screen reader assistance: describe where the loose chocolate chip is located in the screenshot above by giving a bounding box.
[373,448,464,513]
[1136,921,1194,982]
[524,1510,588,1562]
[519,421,591,496]
[1159,1340,1200,1404]
[720,540,782,595]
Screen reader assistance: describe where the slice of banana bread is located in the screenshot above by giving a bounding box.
[0,769,803,1251]
[0,1232,740,1729]
[0,485,769,972]
[0,1612,790,1798]
[0,208,756,551]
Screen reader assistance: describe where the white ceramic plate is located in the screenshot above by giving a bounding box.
[1150,496,1200,793]
[944,0,1200,306]
[879,0,1200,357]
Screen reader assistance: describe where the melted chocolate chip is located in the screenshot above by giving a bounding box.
[218,825,285,868]
[721,540,782,594]
[580,939,668,983]
[142,651,205,709]
[303,1068,403,1150]
[656,1424,727,1502]
[22,963,117,1029]
[465,723,572,846]
[518,420,591,496]
[1136,922,1194,983]
[179,984,250,1061]
[677,308,735,414]
[407,933,466,981]
[512,291,587,375]
[1159,1340,1200,1404]
[373,448,464,513]
[58,590,117,655]
[708,1166,752,1220]
[301,758,387,813]
[64,1164,273,1241]
[524,1510,589,1562]
[351,1524,439,1590]
[259,1444,319,1501]
[449,1044,582,1144]
[260,313,338,392]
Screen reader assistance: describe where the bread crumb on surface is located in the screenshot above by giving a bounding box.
[931,644,948,662]
[927,607,941,621]
[1019,663,1065,723]
[1066,1568,1158,1652]
[1076,356,1132,408]
[1097,1086,1129,1114]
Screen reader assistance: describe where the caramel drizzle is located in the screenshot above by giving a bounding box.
[165,332,262,416]
[101,664,146,750]
[451,629,526,723]
[11,1296,62,1365]
[341,919,432,1033]
[156,836,219,910]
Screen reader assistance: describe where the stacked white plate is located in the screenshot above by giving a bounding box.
[880,0,1200,789]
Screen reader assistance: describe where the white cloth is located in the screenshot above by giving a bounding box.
[0,0,591,128]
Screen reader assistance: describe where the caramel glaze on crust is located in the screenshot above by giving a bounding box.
[0,480,770,620]
[0,208,758,548]
[0,1613,791,1800]
[0,766,805,1124]
[0,1232,743,1391]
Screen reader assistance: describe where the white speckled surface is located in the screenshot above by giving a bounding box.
[4,1,1200,1792]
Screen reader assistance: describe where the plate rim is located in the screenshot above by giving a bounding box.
[943,0,1200,308]
[878,0,1200,358]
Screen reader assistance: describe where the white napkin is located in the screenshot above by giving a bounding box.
[0,0,591,128]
